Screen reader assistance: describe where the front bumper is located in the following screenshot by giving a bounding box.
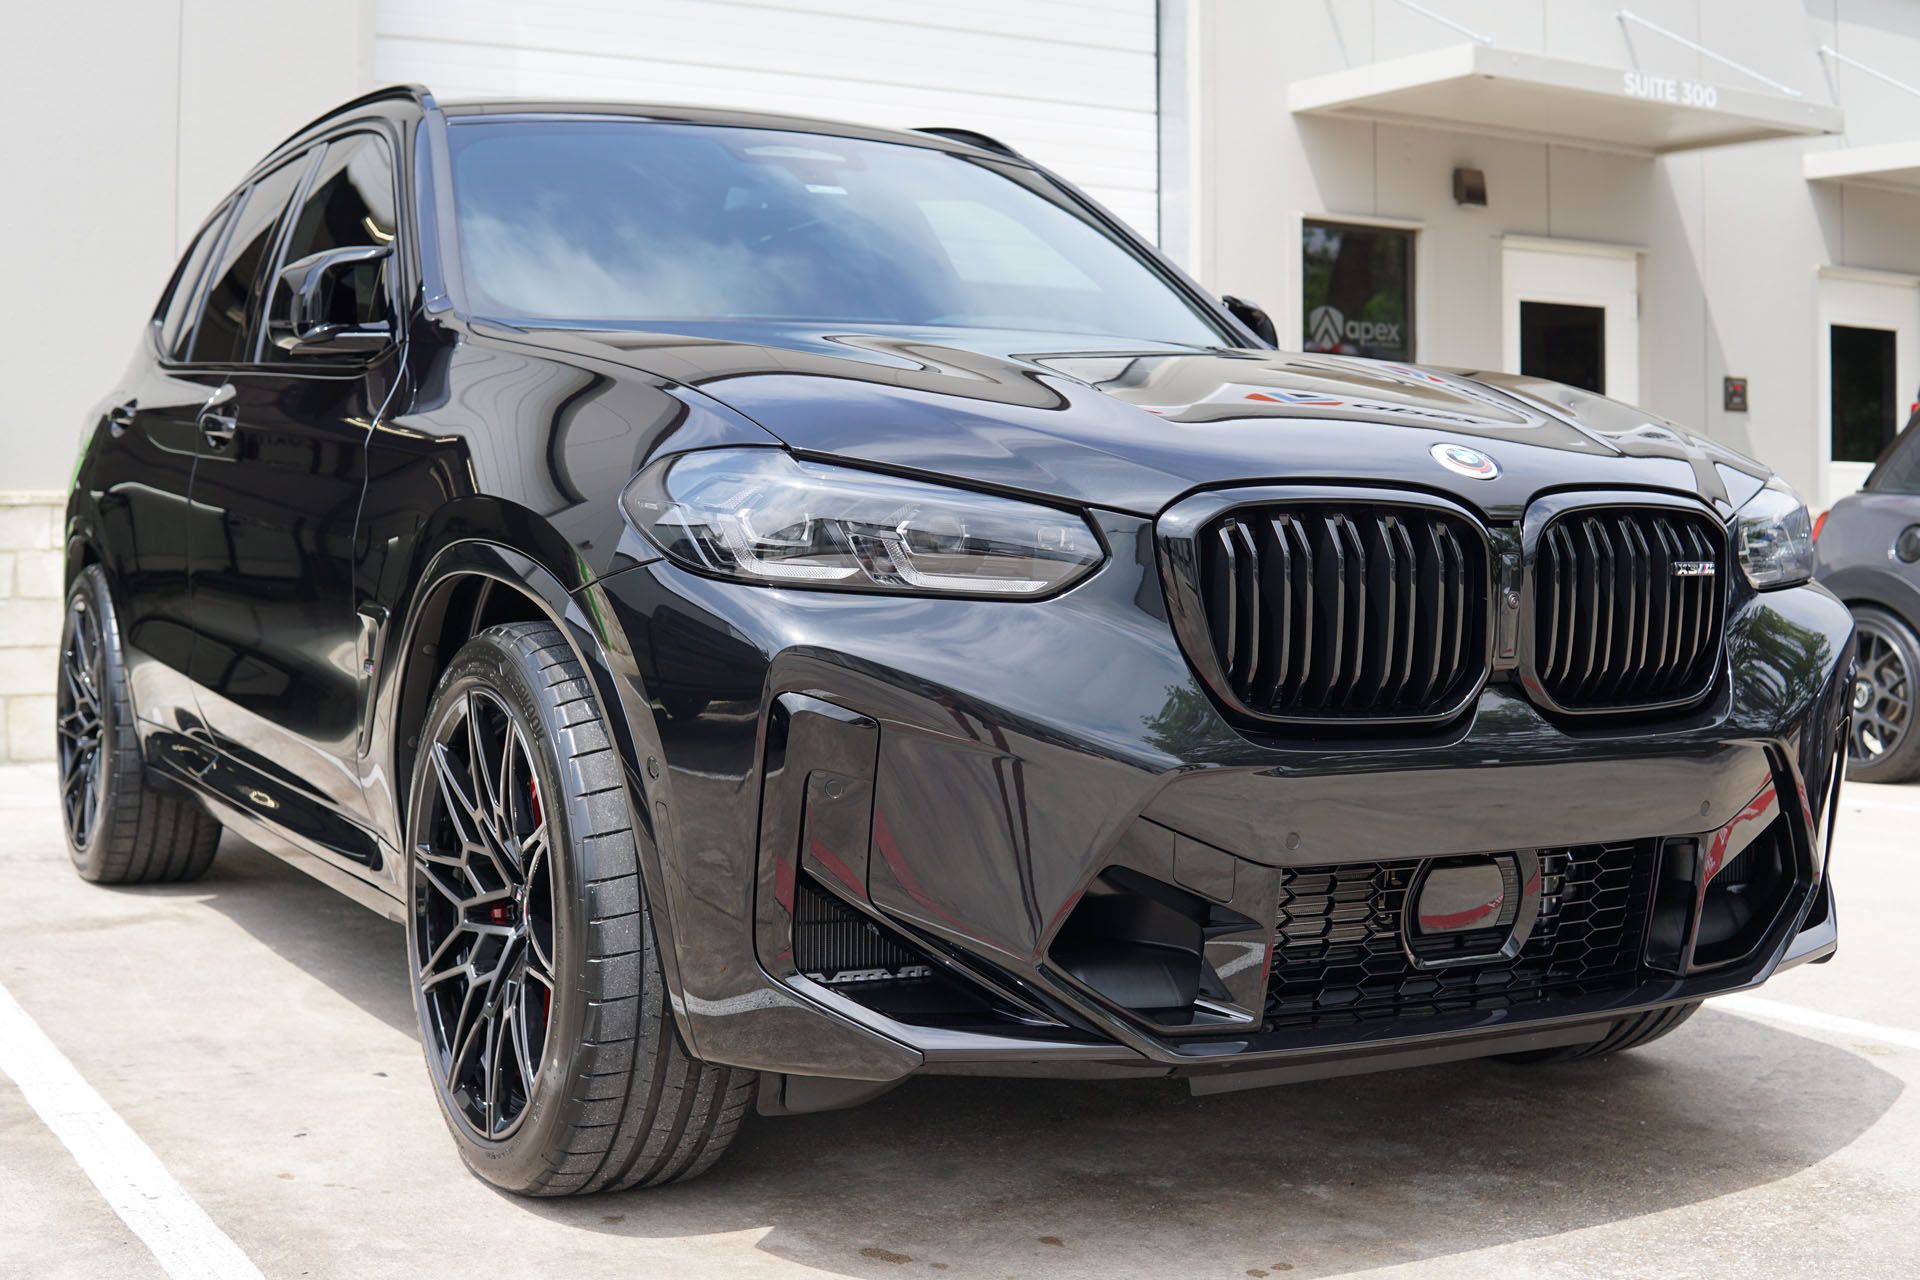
[584,508,1852,1096]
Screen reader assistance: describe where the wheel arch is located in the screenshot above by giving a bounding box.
[1823,565,1920,634]
[381,541,655,833]
[63,532,99,583]
[63,492,109,591]
[374,536,697,1041]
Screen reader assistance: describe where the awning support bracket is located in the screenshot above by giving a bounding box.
[1818,45,1920,101]
[1387,0,1492,47]
[1617,10,1804,98]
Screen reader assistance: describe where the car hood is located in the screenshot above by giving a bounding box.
[493,321,1771,521]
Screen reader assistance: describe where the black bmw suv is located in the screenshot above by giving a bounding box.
[62,86,1847,1195]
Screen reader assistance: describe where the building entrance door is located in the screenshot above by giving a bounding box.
[1819,270,1918,507]
[1502,239,1639,404]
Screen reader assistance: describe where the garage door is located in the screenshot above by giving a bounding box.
[373,0,1160,239]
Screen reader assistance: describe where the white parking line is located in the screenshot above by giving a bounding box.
[0,979,264,1280]
[1716,993,1920,1053]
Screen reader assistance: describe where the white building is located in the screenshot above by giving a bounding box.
[4,0,1918,758]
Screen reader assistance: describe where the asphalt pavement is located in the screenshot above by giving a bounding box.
[2,761,1916,1280]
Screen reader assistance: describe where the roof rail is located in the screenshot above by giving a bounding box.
[913,126,1022,159]
[269,83,437,155]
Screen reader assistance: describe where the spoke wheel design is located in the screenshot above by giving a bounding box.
[413,689,556,1142]
[57,595,106,848]
[1850,620,1912,766]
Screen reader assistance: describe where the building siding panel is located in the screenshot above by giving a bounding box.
[373,0,1161,238]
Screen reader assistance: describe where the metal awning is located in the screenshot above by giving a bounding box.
[1804,141,1920,195]
[1290,43,1843,154]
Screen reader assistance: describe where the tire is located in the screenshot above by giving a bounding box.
[1497,1001,1701,1065]
[57,564,220,884]
[1846,606,1920,784]
[404,621,753,1195]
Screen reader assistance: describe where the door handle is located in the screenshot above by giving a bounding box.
[197,383,238,450]
[106,399,138,436]
[198,409,238,449]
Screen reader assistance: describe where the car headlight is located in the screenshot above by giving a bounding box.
[1734,477,1815,590]
[620,448,1104,596]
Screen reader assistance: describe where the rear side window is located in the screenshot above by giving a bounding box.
[185,156,311,364]
[265,133,398,360]
[156,205,233,360]
[1872,420,1920,495]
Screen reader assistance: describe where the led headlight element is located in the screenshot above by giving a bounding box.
[1735,477,1815,590]
[622,448,1104,596]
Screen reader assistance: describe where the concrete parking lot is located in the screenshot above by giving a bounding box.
[1,763,1916,1280]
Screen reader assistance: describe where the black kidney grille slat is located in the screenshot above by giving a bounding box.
[1196,503,1489,721]
[1389,520,1418,705]
[1533,507,1725,712]
[1412,523,1444,704]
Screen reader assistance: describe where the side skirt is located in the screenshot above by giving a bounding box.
[144,727,405,923]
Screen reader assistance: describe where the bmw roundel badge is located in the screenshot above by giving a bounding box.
[1431,442,1499,480]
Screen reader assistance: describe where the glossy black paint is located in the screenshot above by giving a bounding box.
[67,87,1849,1097]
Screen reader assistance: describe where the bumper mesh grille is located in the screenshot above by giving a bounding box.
[1194,502,1490,722]
[1265,841,1654,1029]
[1532,506,1726,712]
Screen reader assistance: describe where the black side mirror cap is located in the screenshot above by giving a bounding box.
[1221,294,1277,347]
[270,245,394,355]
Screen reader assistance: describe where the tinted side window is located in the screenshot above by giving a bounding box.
[185,156,311,364]
[157,205,233,360]
[266,134,398,359]
[1873,421,1920,495]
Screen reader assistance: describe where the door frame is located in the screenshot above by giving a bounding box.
[1817,265,1919,509]
[1501,235,1643,404]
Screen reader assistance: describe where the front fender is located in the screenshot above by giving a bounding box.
[365,534,734,1055]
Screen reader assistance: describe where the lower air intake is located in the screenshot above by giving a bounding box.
[792,874,933,986]
[1266,842,1654,1029]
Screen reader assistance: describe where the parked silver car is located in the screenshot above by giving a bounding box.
[1816,415,1920,781]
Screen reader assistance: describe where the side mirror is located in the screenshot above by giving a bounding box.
[270,245,393,355]
[1221,294,1277,347]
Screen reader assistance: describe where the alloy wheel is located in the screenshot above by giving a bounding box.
[412,688,557,1141]
[56,595,106,847]
[1850,619,1913,766]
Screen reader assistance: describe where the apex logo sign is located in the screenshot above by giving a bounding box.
[1307,304,1403,351]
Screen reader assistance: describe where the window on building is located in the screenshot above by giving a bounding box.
[1831,325,1899,464]
[1520,301,1606,394]
[1301,220,1414,361]
[186,156,311,364]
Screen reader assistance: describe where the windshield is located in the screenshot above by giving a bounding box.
[447,119,1227,346]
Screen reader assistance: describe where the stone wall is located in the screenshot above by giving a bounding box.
[0,495,65,762]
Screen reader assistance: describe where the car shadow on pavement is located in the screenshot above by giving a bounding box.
[192,837,1902,1280]
[170,833,418,1037]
